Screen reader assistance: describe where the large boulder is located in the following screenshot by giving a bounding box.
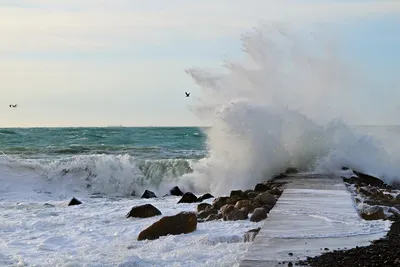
[170,186,184,196]
[126,204,161,218]
[137,212,197,241]
[221,204,236,218]
[205,213,222,221]
[224,208,248,221]
[235,200,256,213]
[197,203,212,213]
[197,193,214,202]
[141,190,157,199]
[360,205,386,220]
[255,192,276,206]
[212,197,230,210]
[250,207,268,222]
[177,192,198,203]
[230,190,245,198]
[254,183,269,192]
[68,197,82,206]
[198,208,218,219]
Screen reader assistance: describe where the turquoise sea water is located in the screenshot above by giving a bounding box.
[0,127,207,159]
[0,127,208,194]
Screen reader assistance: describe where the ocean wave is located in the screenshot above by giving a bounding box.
[0,154,197,198]
[179,23,400,195]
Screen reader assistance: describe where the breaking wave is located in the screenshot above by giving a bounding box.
[0,154,196,198]
[178,23,400,195]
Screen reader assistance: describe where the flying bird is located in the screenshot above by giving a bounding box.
[185,92,190,97]
[9,104,17,108]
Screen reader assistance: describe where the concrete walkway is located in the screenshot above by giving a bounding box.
[239,173,389,267]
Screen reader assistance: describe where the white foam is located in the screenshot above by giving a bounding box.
[179,23,400,195]
[0,196,263,267]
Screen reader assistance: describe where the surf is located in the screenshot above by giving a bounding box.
[179,23,400,195]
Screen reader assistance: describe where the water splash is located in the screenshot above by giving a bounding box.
[179,23,400,195]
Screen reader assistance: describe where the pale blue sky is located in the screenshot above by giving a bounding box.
[0,0,399,127]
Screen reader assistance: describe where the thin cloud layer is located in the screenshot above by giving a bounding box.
[1,0,399,53]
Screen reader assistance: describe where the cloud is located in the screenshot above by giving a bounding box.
[0,0,399,54]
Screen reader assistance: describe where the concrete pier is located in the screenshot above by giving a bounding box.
[239,173,389,267]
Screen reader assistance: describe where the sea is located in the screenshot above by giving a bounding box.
[2,24,400,267]
[0,127,267,267]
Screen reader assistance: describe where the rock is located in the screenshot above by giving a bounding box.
[246,191,258,199]
[126,204,161,218]
[250,208,268,222]
[198,208,218,219]
[235,200,251,210]
[212,197,230,210]
[170,186,184,196]
[137,212,197,241]
[254,183,269,192]
[244,227,261,242]
[224,208,248,221]
[269,187,283,196]
[360,206,386,220]
[228,195,240,205]
[177,192,198,204]
[68,197,82,206]
[221,204,236,218]
[197,193,214,202]
[197,203,212,213]
[44,203,55,208]
[255,192,276,206]
[285,167,298,174]
[235,200,256,213]
[353,170,389,188]
[205,213,222,221]
[141,190,157,199]
[230,190,245,198]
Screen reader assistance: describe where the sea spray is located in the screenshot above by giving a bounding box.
[179,23,400,195]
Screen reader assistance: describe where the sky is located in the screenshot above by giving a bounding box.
[0,0,399,127]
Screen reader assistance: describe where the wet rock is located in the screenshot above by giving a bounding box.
[137,212,197,241]
[197,203,212,213]
[221,204,236,218]
[250,207,268,222]
[353,170,390,188]
[170,186,184,196]
[269,186,283,196]
[68,197,82,206]
[254,183,269,192]
[235,200,256,213]
[360,205,386,220]
[224,208,248,221]
[285,167,298,174]
[126,204,161,218]
[212,197,230,210]
[177,192,198,204]
[198,208,218,219]
[246,191,258,199]
[228,195,240,205]
[197,193,214,202]
[255,192,276,206]
[230,190,245,198]
[205,213,222,221]
[141,190,157,199]
[244,227,261,242]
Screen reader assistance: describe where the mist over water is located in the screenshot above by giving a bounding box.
[180,24,400,195]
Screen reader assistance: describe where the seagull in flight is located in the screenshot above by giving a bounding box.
[9,104,17,108]
[185,92,190,97]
